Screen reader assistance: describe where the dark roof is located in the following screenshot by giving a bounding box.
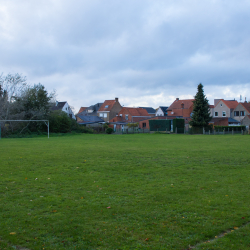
[139,107,156,114]
[77,115,104,123]
[159,106,168,113]
[228,118,240,123]
[51,102,66,111]
[78,103,103,116]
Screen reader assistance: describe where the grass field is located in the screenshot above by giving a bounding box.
[0,134,250,250]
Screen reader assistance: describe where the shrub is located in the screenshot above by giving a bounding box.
[106,128,114,134]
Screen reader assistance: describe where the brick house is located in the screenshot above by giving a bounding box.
[97,98,122,122]
[139,116,167,130]
[139,107,156,117]
[210,117,240,126]
[167,98,194,130]
[167,98,194,118]
[109,107,151,131]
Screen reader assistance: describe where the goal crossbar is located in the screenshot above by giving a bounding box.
[0,120,49,139]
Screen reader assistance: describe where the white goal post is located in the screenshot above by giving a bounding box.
[0,120,49,139]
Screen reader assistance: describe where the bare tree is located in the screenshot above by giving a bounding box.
[0,73,27,120]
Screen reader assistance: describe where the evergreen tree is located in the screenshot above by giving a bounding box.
[189,83,211,128]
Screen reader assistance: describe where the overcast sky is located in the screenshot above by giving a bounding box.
[1,0,250,113]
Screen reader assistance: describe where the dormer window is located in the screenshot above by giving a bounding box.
[105,105,109,108]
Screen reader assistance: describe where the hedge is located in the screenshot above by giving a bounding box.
[149,120,171,131]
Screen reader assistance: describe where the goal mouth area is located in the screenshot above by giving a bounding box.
[0,120,49,139]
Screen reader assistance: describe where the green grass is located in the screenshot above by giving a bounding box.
[0,134,250,249]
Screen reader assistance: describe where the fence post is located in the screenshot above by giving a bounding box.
[209,130,210,135]
[232,128,234,135]
[223,129,225,135]
[203,127,205,134]
[214,129,215,135]
[175,127,177,134]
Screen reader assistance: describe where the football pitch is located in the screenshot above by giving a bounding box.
[0,134,250,249]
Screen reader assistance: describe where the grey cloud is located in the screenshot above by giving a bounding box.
[0,0,250,110]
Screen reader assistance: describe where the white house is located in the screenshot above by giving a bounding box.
[51,101,76,120]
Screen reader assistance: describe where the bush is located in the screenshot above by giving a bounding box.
[48,110,71,133]
[173,118,185,133]
[106,128,114,134]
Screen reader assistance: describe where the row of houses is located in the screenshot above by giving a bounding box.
[54,97,250,131]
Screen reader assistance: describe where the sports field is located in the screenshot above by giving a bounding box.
[0,134,250,250]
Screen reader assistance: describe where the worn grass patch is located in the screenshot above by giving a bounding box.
[0,134,250,249]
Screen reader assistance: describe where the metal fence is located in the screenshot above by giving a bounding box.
[188,127,247,135]
[114,128,150,134]
[113,127,249,135]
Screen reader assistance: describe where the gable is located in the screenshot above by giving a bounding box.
[240,103,250,113]
[98,98,121,112]
[215,100,238,109]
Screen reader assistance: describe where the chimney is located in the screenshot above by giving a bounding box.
[176,98,179,101]
[181,103,184,109]
[245,97,247,103]
[115,97,118,102]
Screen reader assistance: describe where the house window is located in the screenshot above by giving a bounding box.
[125,114,128,120]
[222,111,226,117]
[143,122,146,128]
[240,111,245,116]
[99,113,103,117]
[105,105,109,108]
[214,112,218,117]
[220,104,223,107]
[104,113,107,118]
[234,111,239,116]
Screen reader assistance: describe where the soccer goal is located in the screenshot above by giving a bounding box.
[0,120,50,139]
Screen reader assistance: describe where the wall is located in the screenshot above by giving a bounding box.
[231,103,249,122]
[213,101,230,118]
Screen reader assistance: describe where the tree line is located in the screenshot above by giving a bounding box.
[0,73,90,137]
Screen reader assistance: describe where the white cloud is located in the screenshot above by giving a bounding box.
[0,0,250,112]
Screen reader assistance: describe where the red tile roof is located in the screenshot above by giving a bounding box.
[77,107,87,114]
[98,100,117,112]
[215,100,238,109]
[240,102,250,113]
[122,107,150,116]
[167,99,194,110]
[169,109,192,117]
